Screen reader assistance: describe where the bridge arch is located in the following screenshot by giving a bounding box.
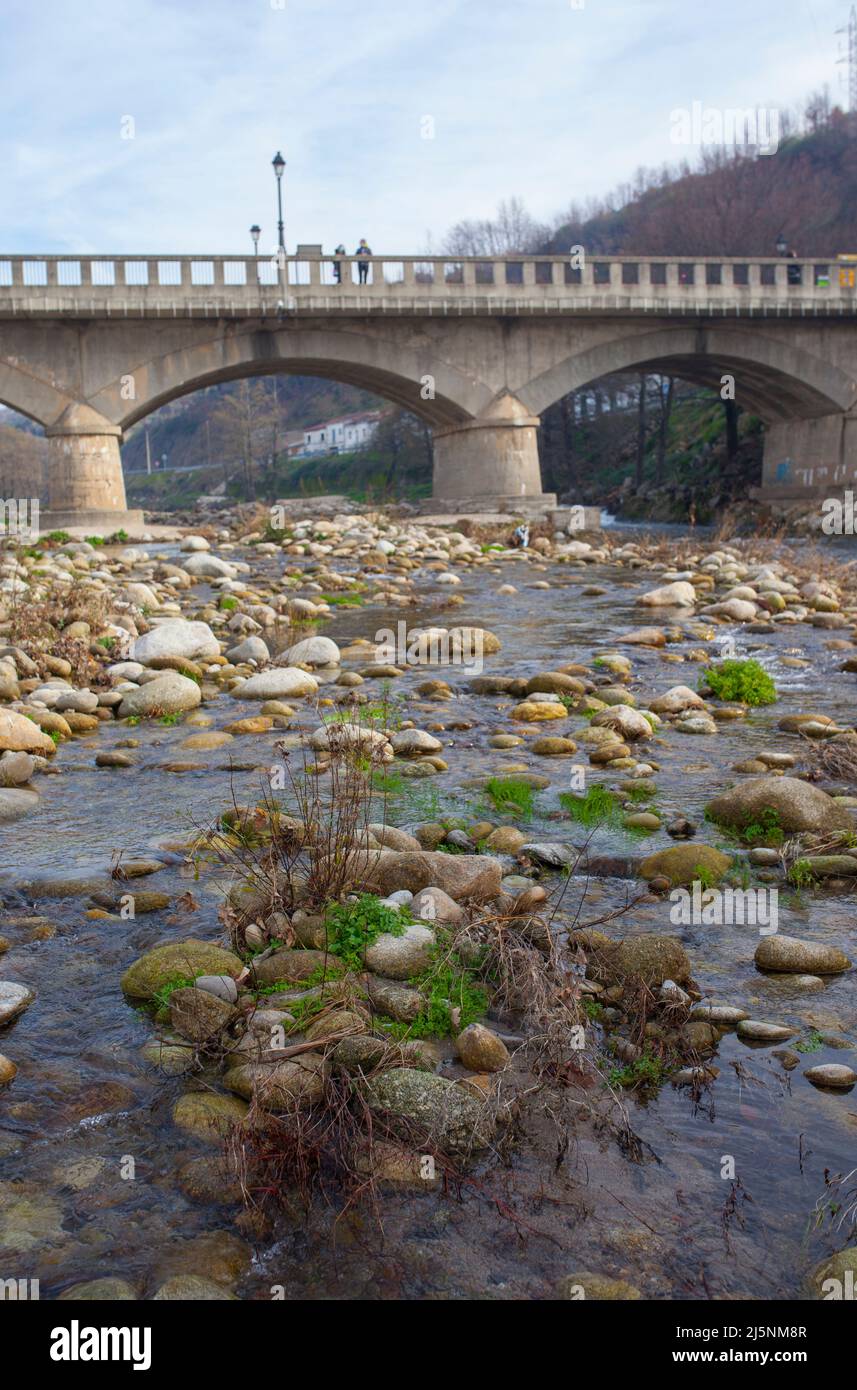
[84,326,496,433]
[515,325,857,422]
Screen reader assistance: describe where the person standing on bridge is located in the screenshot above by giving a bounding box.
[356,239,372,284]
[333,244,346,283]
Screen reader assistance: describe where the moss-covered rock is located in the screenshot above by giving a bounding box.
[121,939,242,1000]
[640,844,733,887]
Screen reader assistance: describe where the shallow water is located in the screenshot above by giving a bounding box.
[1,546,855,1300]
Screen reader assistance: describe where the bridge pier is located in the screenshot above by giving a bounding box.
[42,405,143,533]
[431,392,547,504]
[759,412,857,500]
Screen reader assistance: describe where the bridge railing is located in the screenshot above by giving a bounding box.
[0,254,854,314]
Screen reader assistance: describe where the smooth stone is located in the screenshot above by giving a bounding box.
[737,1020,798,1042]
[803,1064,857,1089]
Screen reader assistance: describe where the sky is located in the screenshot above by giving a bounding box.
[0,0,850,257]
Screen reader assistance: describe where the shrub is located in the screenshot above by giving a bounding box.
[701,658,776,706]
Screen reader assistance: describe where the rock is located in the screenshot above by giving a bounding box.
[706,776,853,835]
[649,685,706,714]
[811,1247,857,1298]
[364,923,436,978]
[637,581,696,607]
[391,729,443,756]
[140,1037,196,1076]
[181,553,237,579]
[172,1091,249,1140]
[169,987,236,1043]
[510,701,568,722]
[640,844,732,887]
[180,534,211,551]
[224,716,274,736]
[364,1067,495,1155]
[0,710,56,756]
[58,1278,138,1300]
[282,636,340,667]
[118,672,202,718]
[0,1055,17,1086]
[0,751,35,786]
[804,1064,857,1089]
[250,949,336,987]
[455,1023,509,1073]
[485,826,526,853]
[800,855,857,878]
[121,939,242,1000]
[532,736,578,755]
[0,788,40,822]
[232,668,318,699]
[0,982,34,1026]
[369,824,423,852]
[304,1009,366,1043]
[365,850,502,902]
[222,1052,328,1110]
[195,974,239,1003]
[180,731,233,751]
[591,706,652,740]
[610,935,692,986]
[226,636,270,664]
[520,841,577,869]
[755,935,851,975]
[153,1275,237,1300]
[691,1004,749,1024]
[557,1273,642,1300]
[132,619,220,665]
[411,886,464,925]
[737,1020,798,1043]
[366,976,424,1022]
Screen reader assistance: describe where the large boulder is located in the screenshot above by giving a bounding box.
[364,1068,495,1155]
[222,1053,328,1110]
[131,620,220,665]
[755,935,851,975]
[608,934,692,986]
[118,672,202,718]
[0,709,57,756]
[232,668,318,700]
[706,776,853,835]
[364,850,502,902]
[640,844,733,887]
[121,939,242,1000]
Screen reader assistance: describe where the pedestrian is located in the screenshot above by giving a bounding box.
[333,244,346,284]
[511,522,530,549]
[356,238,372,284]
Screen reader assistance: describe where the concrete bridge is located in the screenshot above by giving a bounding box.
[1,250,856,525]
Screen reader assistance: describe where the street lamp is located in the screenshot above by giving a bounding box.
[250,224,261,255]
[272,151,286,253]
[776,232,788,257]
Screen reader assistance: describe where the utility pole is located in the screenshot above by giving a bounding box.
[145,428,152,475]
[837,5,857,113]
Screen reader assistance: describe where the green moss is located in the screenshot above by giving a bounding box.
[151,975,195,1011]
[607,1045,670,1091]
[700,659,777,706]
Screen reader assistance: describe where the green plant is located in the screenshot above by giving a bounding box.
[220,596,239,611]
[700,658,777,706]
[788,858,815,889]
[485,776,535,818]
[325,894,409,971]
[97,635,117,650]
[693,864,716,890]
[741,806,785,847]
[46,530,71,544]
[158,712,183,726]
[795,1030,824,1054]
[108,528,129,543]
[85,535,105,546]
[607,1045,669,1091]
[381,950,487,1040]
[559,784,622,828]
[151,975,195,1011]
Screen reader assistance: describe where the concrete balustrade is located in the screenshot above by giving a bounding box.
[0,254,854,317]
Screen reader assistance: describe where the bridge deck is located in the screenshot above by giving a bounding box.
[1,254,856,318]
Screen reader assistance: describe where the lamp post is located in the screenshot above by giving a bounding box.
[250,224,261,255]
[272,152,286,253]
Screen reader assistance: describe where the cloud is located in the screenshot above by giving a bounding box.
[0,0,846,253]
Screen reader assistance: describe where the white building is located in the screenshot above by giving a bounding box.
[301,411,383,456]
